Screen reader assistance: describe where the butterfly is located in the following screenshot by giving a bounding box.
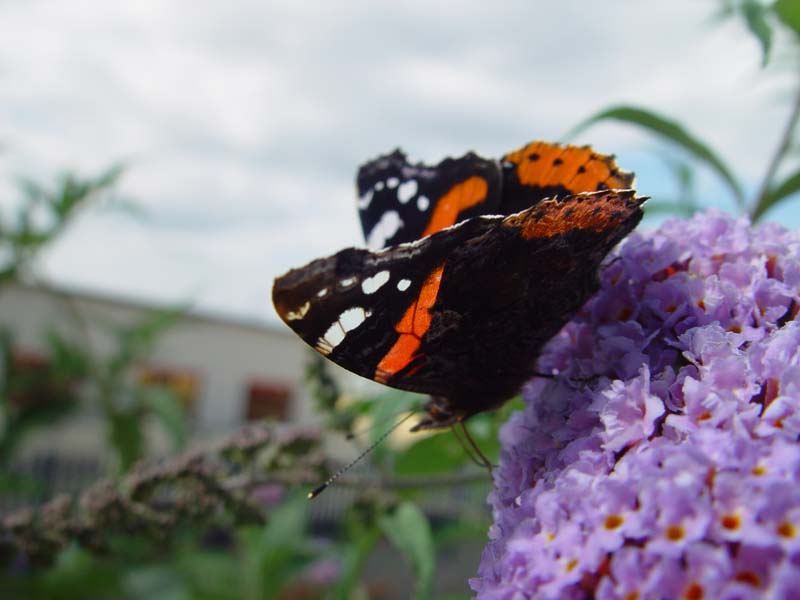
[273,141,644,431]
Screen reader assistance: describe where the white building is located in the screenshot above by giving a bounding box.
[0,281,368,459]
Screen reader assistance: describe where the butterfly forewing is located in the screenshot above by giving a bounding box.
[273,190,645,405]
[272,216,498,386]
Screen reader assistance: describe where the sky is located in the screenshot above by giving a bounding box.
[1,1,798,325]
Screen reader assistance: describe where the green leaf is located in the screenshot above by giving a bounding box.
[46,330,91,380]
[174,548,240,600]
[139,385,188,449]
[741,0,773,65]
[753,168,800,220]
[394,431,469,475]
[642,200,699,217]
[568,105,745,208]
[108,410,144,471]
[334,527,380,600]
[240,492,311,600]
[378,502,435,600]
[775,0,800,36]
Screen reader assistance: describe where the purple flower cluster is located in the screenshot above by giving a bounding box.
[472,210,800,599]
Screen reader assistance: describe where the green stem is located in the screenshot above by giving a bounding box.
[751,82,800,221]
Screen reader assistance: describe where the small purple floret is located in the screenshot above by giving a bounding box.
[472,211,800,599]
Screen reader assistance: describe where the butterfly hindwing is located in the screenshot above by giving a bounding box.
[356,149,502,249]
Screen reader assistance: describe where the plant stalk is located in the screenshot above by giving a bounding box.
[751,81,800,221]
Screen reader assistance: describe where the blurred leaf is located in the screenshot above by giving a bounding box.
[569,105,745,207]
[109,410,144,472]
[367,390,419,465]
[3,543,125,599]
[775,0,800,36]
[52,165,124,220]
[121,564,188,600]
[395,432,469,476]
[643,200,699,217]
[45,330,91,381]
[242,492,311,600]
[742,0,774,65]
[379,502,435,600]
[174,548,240,600]
[1,165,124,290]
[753,168,800,219]
[653,153,701,216]
[109,305,187,375]
[139,385,188,450]
[334,527,380,600]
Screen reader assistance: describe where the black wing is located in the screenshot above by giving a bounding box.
[274,190,645,403]
[356,149,502,249]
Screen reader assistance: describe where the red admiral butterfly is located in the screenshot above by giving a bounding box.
[273,141,645,431]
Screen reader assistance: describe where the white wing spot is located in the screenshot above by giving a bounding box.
[387,177,399,189]
[367,210,403,249]
[317,306,370,355]
[361,270,390,294]
[397,180,418,204]
[375,181,385,191]
[339,306,367,332]
[320,321,346,350]
[417,195,430,211]
[286,301,310,321]
[340,277,356,287]
[397,279,411,291]
[357,189,374,210]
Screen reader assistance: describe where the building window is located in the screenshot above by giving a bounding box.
[9,350,76,411]
[245,381,291,421]
[138,367,199,414]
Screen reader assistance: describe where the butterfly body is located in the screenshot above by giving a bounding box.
[273,141,645,430]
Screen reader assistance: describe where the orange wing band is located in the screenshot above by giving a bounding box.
[421,176,488,237]
[375,264,445,383]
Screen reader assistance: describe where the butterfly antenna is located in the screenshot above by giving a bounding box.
[308,411,415,500]
[345,407,414,440]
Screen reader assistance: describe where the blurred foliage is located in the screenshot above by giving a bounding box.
[0,168,188,476]
[570,0,800,222]
[0,166,123,286]
[1,354,495,599]
[5,3,800,599]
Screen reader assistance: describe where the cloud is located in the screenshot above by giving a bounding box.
[1,0,796,322]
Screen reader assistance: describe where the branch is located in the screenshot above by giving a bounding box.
[0,424,489,568]
[0,425,323,567]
